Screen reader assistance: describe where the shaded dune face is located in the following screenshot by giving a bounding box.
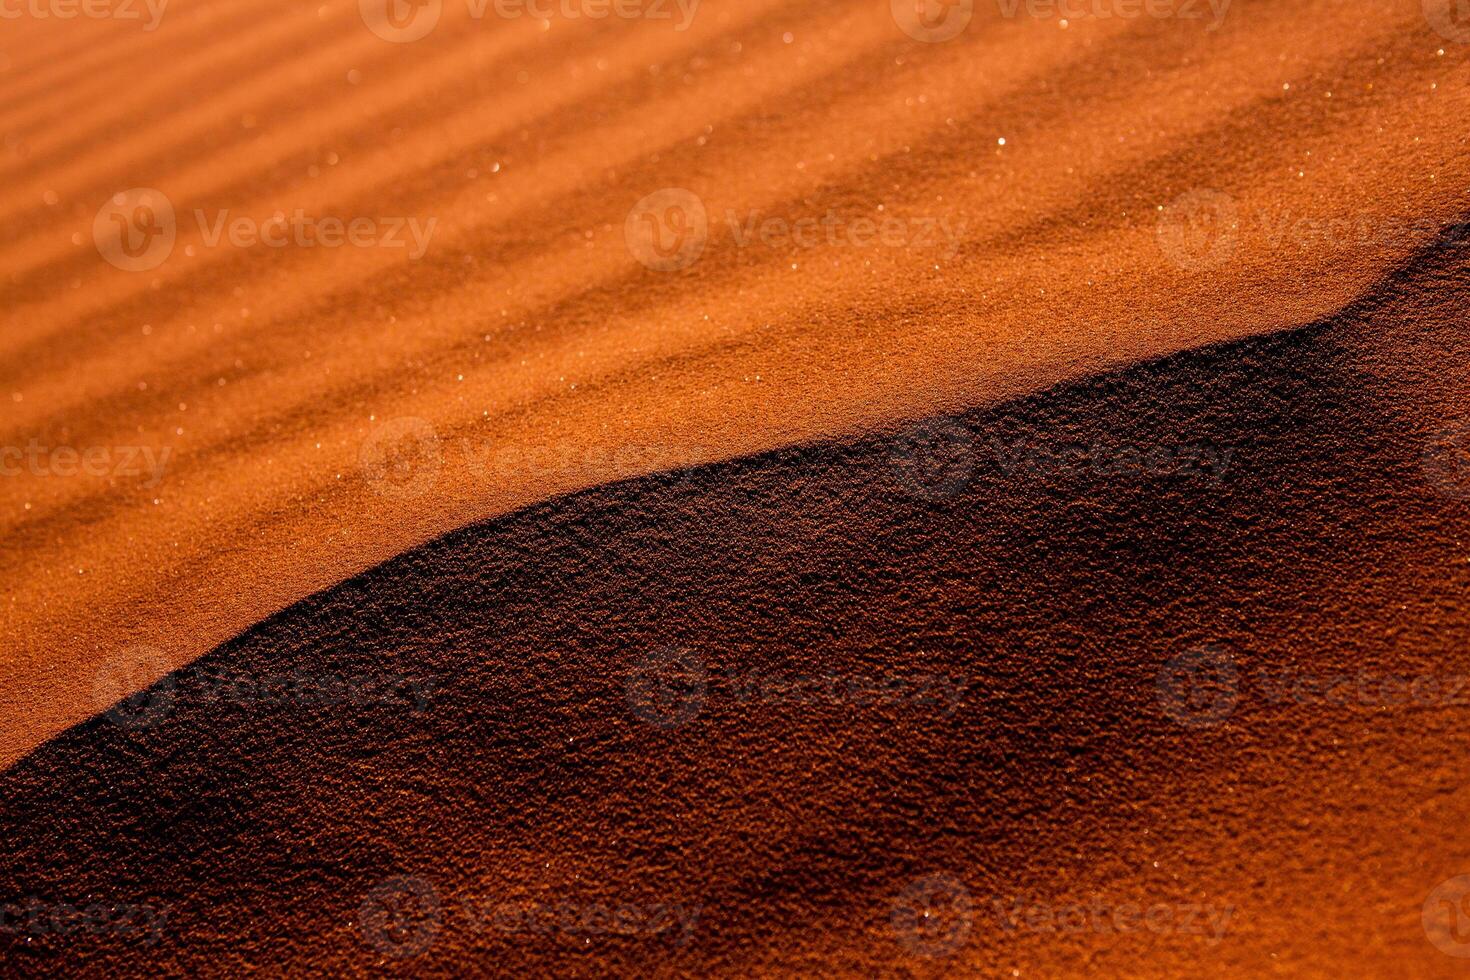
[4,0,1468,767]
[2,230,1468,976]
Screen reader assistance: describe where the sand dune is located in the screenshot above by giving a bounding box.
[3,0,1470,973]
[3,223,1469,974]
[2,0,1467,768]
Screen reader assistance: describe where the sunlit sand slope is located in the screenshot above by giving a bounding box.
[2,225,1468,975]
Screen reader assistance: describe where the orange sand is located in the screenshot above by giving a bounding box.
[3,0,1466,768]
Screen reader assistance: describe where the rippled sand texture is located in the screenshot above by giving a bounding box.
[3,225,1469,975]
[2,0,1467,767]
[3,0,1470,973]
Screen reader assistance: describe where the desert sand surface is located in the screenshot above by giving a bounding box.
[4,224,1470,975]
[2,0,1470,974]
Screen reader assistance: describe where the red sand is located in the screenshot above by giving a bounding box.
[2,0,1470,974]
[2,236,1469,973]
[3,0,1467,767]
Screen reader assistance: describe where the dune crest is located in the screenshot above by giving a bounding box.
[3,223,1468,974]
